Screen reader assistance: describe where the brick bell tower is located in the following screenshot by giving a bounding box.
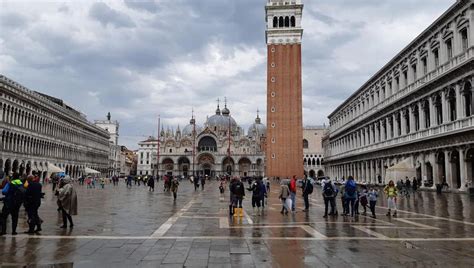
[265,0,304,179]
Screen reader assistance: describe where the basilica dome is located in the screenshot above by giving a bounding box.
[248,114,266,139]
[182,118,203,136]
[206,105,238,132]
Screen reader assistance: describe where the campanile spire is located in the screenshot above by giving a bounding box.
[265,0,304,178]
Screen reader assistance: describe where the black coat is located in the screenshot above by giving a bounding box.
[25,181,42,208]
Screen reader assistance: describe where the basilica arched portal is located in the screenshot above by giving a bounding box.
[197,153,215,177]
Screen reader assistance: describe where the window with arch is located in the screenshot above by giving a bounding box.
[291,16,295,27]
[279,17,284,27]
[461,28,469,52]
[285,16,289,27]
[434,94,443,125]
[303,139,308,149]
[273,17,278,28]
[447,88,456,121]
[464,82,472,117]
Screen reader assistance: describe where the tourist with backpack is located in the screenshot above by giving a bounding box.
[344,176,358,217]
[247,178,264,215]
[289,176,297,213]
[279,180,290,215]
[301,176,313,212]
[367,187,378,218]
[230,177,245,217]
[321,177,337,217]
[1,174,25,235]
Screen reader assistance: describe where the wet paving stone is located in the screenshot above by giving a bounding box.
[0,181,474,266]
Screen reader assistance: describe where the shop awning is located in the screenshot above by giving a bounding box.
[48,163,64,173]
[85,167,101,174]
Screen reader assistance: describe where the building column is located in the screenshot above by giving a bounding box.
[419,101,426,130]
[409,106,416,133]
[392,114,399,138]
[459,148,467,191]
[400,110,407,135]
[455,83,463,119]
[375,160,380,184]
[421,157,427,186]
[442,91,449,123]
[386,117,392,140]
[380,121,386,141]
[429,96,436,127]
[430,153,438,188]
[445,149,453,188]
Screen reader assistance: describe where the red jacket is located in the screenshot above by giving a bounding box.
[289,178,297,193]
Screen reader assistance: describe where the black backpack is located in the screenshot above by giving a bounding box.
[11,185,25,208]
[306,181,314,194]
[323,182,335,197]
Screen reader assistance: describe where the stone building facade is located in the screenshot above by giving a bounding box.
[265,0,304,178]
[137,104,266,178]
[323,0,474,192]
[94,116,121,177]
[303,126,328,178]
[0,75,110,179]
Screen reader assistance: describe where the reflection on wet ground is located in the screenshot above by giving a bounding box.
[1,180,474,267]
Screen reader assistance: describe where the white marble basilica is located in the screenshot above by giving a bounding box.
[137,102,266,177]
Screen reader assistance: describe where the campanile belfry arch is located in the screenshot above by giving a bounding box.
[265,0,304,178]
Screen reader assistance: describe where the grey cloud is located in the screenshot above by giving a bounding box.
[124,0,159,13]
[0,0,455,149]
[0,12,28,30]
[89,2,136,28]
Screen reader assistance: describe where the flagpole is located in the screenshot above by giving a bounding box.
[157,115,161,178]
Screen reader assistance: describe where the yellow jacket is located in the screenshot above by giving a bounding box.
[384,186,398,198]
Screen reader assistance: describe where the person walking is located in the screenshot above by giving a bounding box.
[193,176,200,191]
[148,176,155,192]
[301,176,313,212]
[412,177,418,192]
[170,177,179,201]
[279,181,290,215]
[343,176,357,217]
[58,177,78,228]
[247,178,264,215]
[100,177,106,189]
[359,185,368,215]
[384,180,398,217]
[230,177,245,217]
[289,176,297,213]
[126,175,133,188]
[24,175,43,234]
[368,187,378,218]
[201,175,207,190]
[1,175,25,235]
[321,177,337,217]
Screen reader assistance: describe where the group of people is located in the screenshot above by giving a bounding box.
[227,177,270,216]
[0,172,77,235]
[273,175,411,219]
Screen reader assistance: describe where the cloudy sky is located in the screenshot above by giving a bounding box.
[0,0,454,149]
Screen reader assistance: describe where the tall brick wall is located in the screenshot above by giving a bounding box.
[266,44,304,178]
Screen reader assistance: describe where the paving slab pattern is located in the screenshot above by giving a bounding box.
[0,180,474,267]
